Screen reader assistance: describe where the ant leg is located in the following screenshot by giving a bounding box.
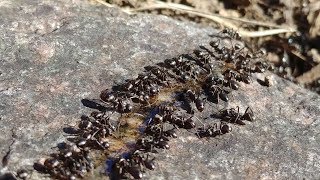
[212,86,220,104]
[194,116,205,127]
[212,122,221,135]
[235,106,240,122]
[195,130,201,139]
[103,111,113,127]
[213,123,219,131]
[244,107,250,116]
[90,129,101,140]
[243,106,254,121]
[234,106,246,125]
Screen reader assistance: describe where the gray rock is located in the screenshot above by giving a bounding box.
[0,0,319,179]
[143,73,320,179]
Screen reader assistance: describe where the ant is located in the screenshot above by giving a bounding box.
[196,122,232,138]
[100,89,116,103]
[195,97,205,112]
[241,107,255,121]
[114,99,133,113]
[145,66,168,82]
[177,89,205,113]
[171,116,196,130]
[209,39,220,50]
[220,43,245,63]
[206,73,224,85]
[186,90,205,112]
[219,106,245,125]
[112,157,140,179]
[219,106,255,125]
[100,89,133,113]
[178,90,194,114]
[131,150,156,170]
[209,85,229,103]
[137,135,169,151]
[220,28,241,40]
[158,104,175,115]
[223,69,251,84]
[193,49,211,65]
[131,94,151,105]
[112,150,156,179]
[223,79,239,90]
[163,128,177,138]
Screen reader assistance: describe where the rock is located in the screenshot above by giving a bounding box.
[143,72,320,179]
[0,0,319,179]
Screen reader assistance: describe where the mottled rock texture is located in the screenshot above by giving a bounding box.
[0,0,319,179]
[143,72,320,179]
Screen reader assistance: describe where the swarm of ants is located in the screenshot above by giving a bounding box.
[32,28,270,180]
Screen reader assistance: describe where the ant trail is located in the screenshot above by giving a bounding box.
[34,32,266,179]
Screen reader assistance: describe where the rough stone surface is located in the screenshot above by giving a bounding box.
[0,0,319,179]
[143,73,320,179]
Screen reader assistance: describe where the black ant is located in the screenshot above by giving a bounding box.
[163,128,177,138]
[100,89,133,113]
[100,89,116,103]
[257,76,271,87]
[241,107,255,121]
[209,39,220,49]
[195,97,204,112]
[220,28,241,40]
[112,157,134,179]
[171,116,196,129]
[223,79,239,90]
[178,90,194,114]
[196,122,232,138]
[185,89,205,112]
[131,150,156,170]
[145,66,168,82]
[206,73,224,85]
[219,106,254,125]
[219,106,245,125]
[193,49,209,65]
[208,85,229,103]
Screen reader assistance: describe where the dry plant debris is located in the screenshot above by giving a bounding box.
[95,0,320,94]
